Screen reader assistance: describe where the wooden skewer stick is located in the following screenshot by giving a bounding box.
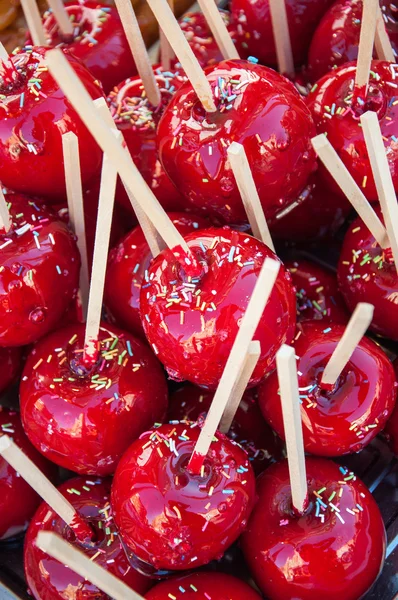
[219,340,261,433]
[0,436,92,540]
[187,257,280,474]
[160,0,175,71]
[46,50,194,261]
[93,97,166,257]
[83,131,120,364]
[146,0,216,112]
[62,132,90,321]
[196,0,239,60]
[269,0,294,77]
[375,5,395,62]
[46,0,73,37]
[0,43,8,62]
[355,0,379,94]
[227,142,275,251]
[311,134,389,249]
[36,532,145,600]
[0,188,11,233]
[113,0,161,107]
[321,302,374,387]
[360,111,398,274]
[276,345,307,514]
[20,0,47,46]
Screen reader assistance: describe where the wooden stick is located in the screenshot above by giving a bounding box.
[355,0,379,93]
[0,436,91,540]
[46,0,73,36]
[360,111,398,274]
[312,134,389,248]
[227,142,275,251]
[0,188,11,233]
[20,0,47,46]
[375,5,395,62]
[0,43,8,62]
[36,532,145,600]
[219,340,260,433]
[62,132,90,321]
[93,97,166,257]
[160,0,175,71]
[276,345,307,514]
[321,302,374,387]
[187,257,280,474]
[146,0,216,112]
[113,0,161,107]
[196,0,239,60]
[269,0,294,77]
[83,133,119,364]
[46,50,192,259]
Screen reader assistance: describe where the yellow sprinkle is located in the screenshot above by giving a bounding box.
[33,358,43,370]
[362,175,367,188]
[69,334,77,345]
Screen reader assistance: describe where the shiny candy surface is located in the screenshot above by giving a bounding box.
[140,227,296,388]
[241,458,386,600]
[20,323,168,475]
[157,59,317,225]
[259,320,397,456]
[24,477,151,600]
[111,422,256,573]
[145,572,262,599]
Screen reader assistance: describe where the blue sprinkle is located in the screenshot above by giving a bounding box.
[323,327,332,333]
[222,489,234,495]
[126,340,133,356]
[248,56,259,63]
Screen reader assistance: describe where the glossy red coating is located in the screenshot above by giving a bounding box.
[307,60,398,202]
[175,11,232,69]
[107,67,186,213]
[286,259,349,323]
[145,572,262,599]
[20,322,168,475]
[230,0,334,68]
[337,207,398,340]
[168,384,284,475]
[0,407,57,541]
[241,457,386,600]
[24,476,151,600]
[268,172,351,242]
[0,346,21,393]
[0,47,104,201]
[42,0,137,94]
[259,320,397,456]
[105,213,208,337]
[157,59,317,225]
[384,358,398,455]
[308,0,398,83]
[0,194,80,347]
[111,421,256,573]
[140,227,296,388]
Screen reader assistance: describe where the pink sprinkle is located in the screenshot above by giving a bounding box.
[280,519,289,526]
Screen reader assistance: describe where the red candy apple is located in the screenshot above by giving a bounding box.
[0,407,57,541]
[0,193,80,347]
[140,227,296,388]
[286,259,349,323]
[307,60,398,202]
[157,59,317,225]
[108,67,186,213]
[241,457,386,600]
[0,47,103,201]
[269,172,351,242]
[20,322,168,475]
[105,212,208,337]
[24,476,151,600]
[258,320,397,456]
[42,0,137,94]
[111,421,256,574]
[384,357,398,455]
[337,207,398,340]
[169,384,284,475]
[145,572,262,599]
[231,0,334,68]
[308,0,398,83]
